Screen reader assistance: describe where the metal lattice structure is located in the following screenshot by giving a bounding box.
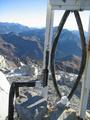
[42,0,90,119]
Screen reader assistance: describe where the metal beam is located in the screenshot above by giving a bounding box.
[80,17,90,120]
[50,0,90,10]
[42,3,54,99]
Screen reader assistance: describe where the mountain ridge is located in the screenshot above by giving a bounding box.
[0,22,87,73]
[0,22,30,34]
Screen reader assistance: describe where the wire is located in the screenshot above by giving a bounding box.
[50,10,70,98]
[50,10,87,100]
[68,11,87,100]
[42,50,49,87]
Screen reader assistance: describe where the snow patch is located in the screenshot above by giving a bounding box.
[0,71,10,120]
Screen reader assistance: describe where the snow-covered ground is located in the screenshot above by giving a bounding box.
[6,69,90,120]
[0,55,8,71]
[0,71,10,120]
[0,61,89,120]
[6,64,40,79]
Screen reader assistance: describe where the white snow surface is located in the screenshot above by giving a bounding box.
[0,71,10,120]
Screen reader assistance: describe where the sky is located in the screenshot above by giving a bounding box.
[0,0,90,31]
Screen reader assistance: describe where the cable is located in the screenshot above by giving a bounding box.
[50,10,87,100]
[68,11,87,100]
[42,50,49,87]
[50,10,70,98]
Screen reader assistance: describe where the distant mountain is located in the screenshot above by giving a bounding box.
[56,54,81,73]
[54,29,82,61]
[0,22,30,34]
[0,32,43,61]
[72,30,88,40]
[19,28,82,57]
[0,22,87,72]
[19,28,45,48]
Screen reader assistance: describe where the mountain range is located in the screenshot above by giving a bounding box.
[0,22,88,73]
[0,22,30,34]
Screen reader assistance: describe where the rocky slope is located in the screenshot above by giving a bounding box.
[0,22,87,73]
